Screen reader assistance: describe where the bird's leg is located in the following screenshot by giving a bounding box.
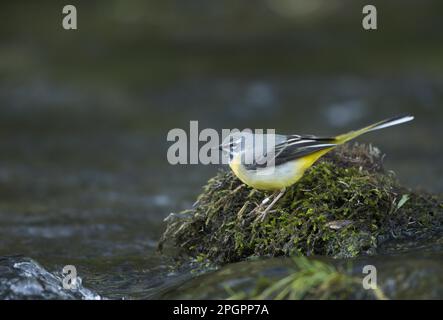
[250,192,276,216]
[256,188,286,222]
[260,194,273,206]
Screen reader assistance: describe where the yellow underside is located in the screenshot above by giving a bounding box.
[229,148,334,191]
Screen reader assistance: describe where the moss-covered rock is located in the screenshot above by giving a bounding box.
[159,143,443,264]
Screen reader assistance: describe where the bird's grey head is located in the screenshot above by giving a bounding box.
[219,131,252,160]
[219,131,282,165]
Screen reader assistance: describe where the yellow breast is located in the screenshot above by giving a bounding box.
[229,149,333,191]
[228,156,305,190]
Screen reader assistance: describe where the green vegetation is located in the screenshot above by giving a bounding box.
[226,256,387,300]
[159,143,443,264]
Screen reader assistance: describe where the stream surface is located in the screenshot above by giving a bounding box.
[0,1,442,299]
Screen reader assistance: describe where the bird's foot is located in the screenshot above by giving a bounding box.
[254,188,286,223]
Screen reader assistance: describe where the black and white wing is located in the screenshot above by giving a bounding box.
[244,134,337,170]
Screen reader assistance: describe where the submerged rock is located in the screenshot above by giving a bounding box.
[157,252,443,299]
[0,256,101,300]
[159,143,443,264]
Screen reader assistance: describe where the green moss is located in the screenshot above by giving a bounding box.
[159,143,443,264]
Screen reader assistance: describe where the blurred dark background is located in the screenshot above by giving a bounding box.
[0,0,442,298]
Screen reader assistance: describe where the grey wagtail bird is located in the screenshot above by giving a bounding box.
[219,115,414,221]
